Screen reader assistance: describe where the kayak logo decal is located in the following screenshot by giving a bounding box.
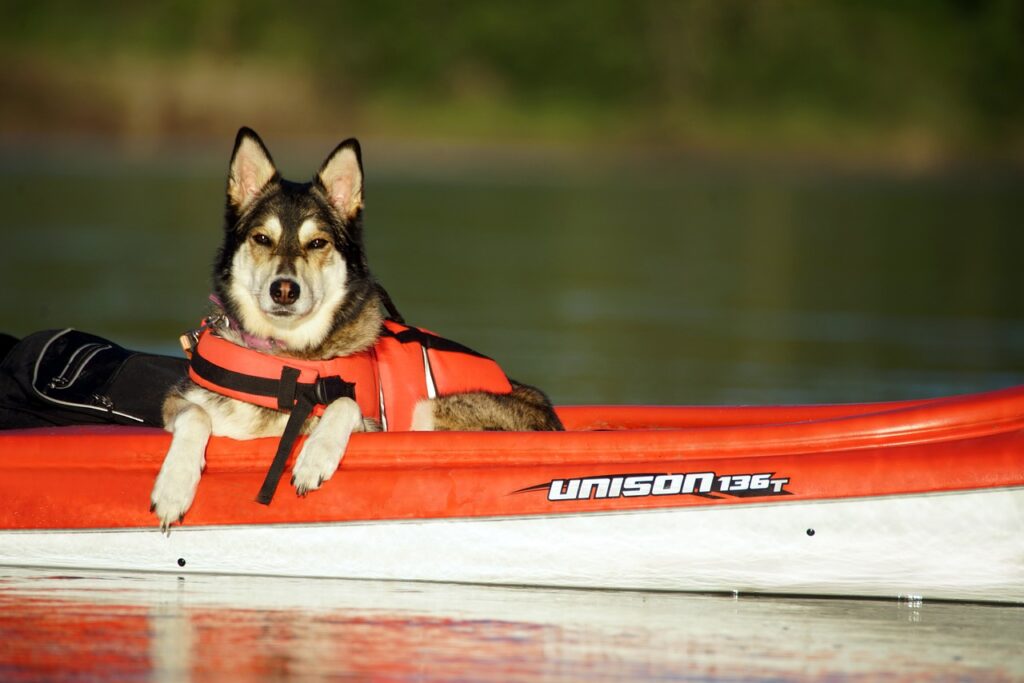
[516,472,791,501]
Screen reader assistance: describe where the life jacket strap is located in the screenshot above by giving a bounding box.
[276,367,300,410]
[257,388,314,505]
[190,343,357,409]
[254,365,360,505]
[379,324,488,358]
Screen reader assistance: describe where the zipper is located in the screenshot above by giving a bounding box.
[49,342,98,389]
[92,394,114,411]
[48,342,111,390]
[32,329,144,423]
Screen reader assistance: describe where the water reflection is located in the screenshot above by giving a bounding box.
[1,567,1021,681]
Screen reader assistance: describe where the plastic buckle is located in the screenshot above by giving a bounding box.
[315,376,355,405]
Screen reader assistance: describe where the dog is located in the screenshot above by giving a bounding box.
[150,128,563,530]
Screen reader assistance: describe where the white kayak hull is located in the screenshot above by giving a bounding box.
[4,487,1022,603]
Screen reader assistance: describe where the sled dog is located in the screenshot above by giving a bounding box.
[150,128,562,529]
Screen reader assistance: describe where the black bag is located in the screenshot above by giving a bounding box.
[0,329,188,429]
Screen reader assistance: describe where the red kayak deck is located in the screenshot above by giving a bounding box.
[2,386,1023,530]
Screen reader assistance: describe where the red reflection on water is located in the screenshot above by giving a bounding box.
[2,581,1019,682]
[0,595,151,681]
[0,592,559,682]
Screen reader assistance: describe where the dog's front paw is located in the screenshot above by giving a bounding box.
[291,433,341,496]
[291,397,361,496]
[152,402,211,532]
[151,448,204,532]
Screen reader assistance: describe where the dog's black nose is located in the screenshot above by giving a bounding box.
[270,278,300,305]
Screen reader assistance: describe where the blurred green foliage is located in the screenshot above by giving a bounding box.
[2,0,1022,160]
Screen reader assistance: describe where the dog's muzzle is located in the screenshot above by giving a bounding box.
[270,278,300,305]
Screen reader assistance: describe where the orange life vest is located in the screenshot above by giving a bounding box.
[188,319,514,432]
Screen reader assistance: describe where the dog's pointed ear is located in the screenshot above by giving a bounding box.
[316,138,363,220]
[228,127,278,211]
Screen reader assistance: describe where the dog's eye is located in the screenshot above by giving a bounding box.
[307,238,329,250]
[251,233,272,247]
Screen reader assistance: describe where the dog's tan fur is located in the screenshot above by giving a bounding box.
[150,128,561,530]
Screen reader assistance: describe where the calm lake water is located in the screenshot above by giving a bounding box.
[1,143,1022,680]
[1,145,1023,406]
[2,567,1023,682]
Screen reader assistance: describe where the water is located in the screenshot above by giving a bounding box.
[1,148,1022,405]
[1,567,1022,682]
[1,146,1023,679]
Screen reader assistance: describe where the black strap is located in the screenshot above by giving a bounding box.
[276,366,300,410]
[257,391,314,505]
[380,324,490,359]
[191,346,291,399]
[255,369,356,505]
[190,345,356,407]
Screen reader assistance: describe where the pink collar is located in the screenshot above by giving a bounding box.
[208,294,287,352]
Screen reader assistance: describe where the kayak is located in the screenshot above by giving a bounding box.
[1,386,1022,603]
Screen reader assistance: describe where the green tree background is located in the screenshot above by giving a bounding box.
[2,0,1022,166]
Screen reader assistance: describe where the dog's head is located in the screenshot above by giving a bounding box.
[213,128,376,353]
